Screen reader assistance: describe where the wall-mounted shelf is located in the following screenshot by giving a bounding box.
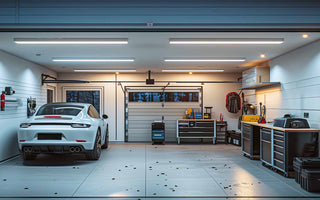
[238,82,280,90]
[5,98,23,107]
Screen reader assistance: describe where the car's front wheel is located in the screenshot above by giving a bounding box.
[86,130,102,160]
[22,152,37,160]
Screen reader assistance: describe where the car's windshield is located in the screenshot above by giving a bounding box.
[36,104,84,116]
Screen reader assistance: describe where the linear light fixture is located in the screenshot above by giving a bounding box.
[74,69,136,72]
[162,69,224,72]
[169,38,284,45]
[14,38,128,44]
[164,58,245,62]
[52,58,134,62]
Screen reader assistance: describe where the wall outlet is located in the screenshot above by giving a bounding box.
[304,112,309,118]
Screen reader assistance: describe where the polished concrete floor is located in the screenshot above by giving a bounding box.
[0,143,319,200]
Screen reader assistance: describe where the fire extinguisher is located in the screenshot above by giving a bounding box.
[1,91,5,111]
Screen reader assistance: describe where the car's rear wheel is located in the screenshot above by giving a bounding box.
[101,126,109,149]
[22,152,37,160]
[86,130,101,160]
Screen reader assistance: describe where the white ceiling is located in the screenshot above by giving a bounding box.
[0,32,319,73]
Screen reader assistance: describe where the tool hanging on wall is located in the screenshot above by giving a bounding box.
[27,97,37,117]
[258,102,266,124]
[1,91,5,111]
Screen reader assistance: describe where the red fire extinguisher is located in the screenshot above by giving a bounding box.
[1,91,5,111]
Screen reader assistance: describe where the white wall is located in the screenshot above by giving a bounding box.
[254,39,320,128]
[0,50,56,161]
[57,72,242,142]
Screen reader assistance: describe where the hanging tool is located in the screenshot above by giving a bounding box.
[258,102,266,124]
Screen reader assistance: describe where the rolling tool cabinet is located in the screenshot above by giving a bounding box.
[176,119,217,144]
[216,121,227,143]
[152,122,165,144]
[242,121,320,177]
[241,123,261,159]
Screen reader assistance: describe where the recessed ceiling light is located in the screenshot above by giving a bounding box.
[189,72,193,75]
[260,54,266,58]
[164,58,245,62]
[73,69,136,72]
[302,34,309,38]
[162,70,224,72]
[169,38,284,45]
[53,58,134,62]
[14,38,128,44]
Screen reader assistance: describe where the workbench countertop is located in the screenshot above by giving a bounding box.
[177,119,217,121]
[241,121,320,132]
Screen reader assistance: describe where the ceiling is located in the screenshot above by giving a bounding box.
[0,32,319,73]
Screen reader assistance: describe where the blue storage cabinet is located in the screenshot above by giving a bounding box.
[152,122,165,144]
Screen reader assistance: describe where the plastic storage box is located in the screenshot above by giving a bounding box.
[300,169,320,192]
[293,157,320,184]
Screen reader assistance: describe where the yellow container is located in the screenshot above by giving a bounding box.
[242,115,260,122]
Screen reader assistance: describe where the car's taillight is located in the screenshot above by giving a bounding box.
[20,123,31,128]
[71,123,91,128]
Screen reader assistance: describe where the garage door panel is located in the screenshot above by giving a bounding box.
[127,89,201,142]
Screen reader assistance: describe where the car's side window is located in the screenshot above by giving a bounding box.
[88,106,100,119]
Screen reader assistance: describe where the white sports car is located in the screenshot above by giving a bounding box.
[18,102,109,161]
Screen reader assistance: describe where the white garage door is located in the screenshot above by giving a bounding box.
[126,87,202,142]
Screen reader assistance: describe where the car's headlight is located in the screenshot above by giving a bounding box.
[20,123,31,128]
[71,123,91,128]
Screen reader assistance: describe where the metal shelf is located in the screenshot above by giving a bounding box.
[238,82,280,90]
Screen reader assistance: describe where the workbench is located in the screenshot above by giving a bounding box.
[176,119,217,144]
[242,121,320,177]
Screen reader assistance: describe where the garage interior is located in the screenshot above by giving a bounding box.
[1,1,320,199]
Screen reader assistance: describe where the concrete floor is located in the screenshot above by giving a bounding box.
[0,143,319,200]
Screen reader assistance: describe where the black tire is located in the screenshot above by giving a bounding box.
[22,152,37,160]
[86,130,102,160]
[101,126,109,149]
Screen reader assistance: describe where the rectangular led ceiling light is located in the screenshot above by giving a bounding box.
[162,70,224,72]
[14,38,128,44]
[169,38,284,44]
[52,58,134,62]
[74,69,136,72]
[164,58,245,62]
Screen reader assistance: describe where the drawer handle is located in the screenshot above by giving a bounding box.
[274,139,284,143]
[261,139,271,144]
[274,150,284,155]
[274,158,284,163]
[274,133,284,137]
[274,144,284,149]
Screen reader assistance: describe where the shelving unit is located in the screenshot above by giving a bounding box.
[238,82,281,90]
[216,121,227,143]
[176,119,217,144]
[5,98,23,107]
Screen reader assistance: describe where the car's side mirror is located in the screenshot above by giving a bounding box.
[102,114,108,119]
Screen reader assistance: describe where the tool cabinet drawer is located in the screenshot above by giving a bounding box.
[274,144,285,153]
[274,150,285,161]
[274,139,284,147]
[274,158,285,170]
[261,130,271,141]
[274,133,284,141]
